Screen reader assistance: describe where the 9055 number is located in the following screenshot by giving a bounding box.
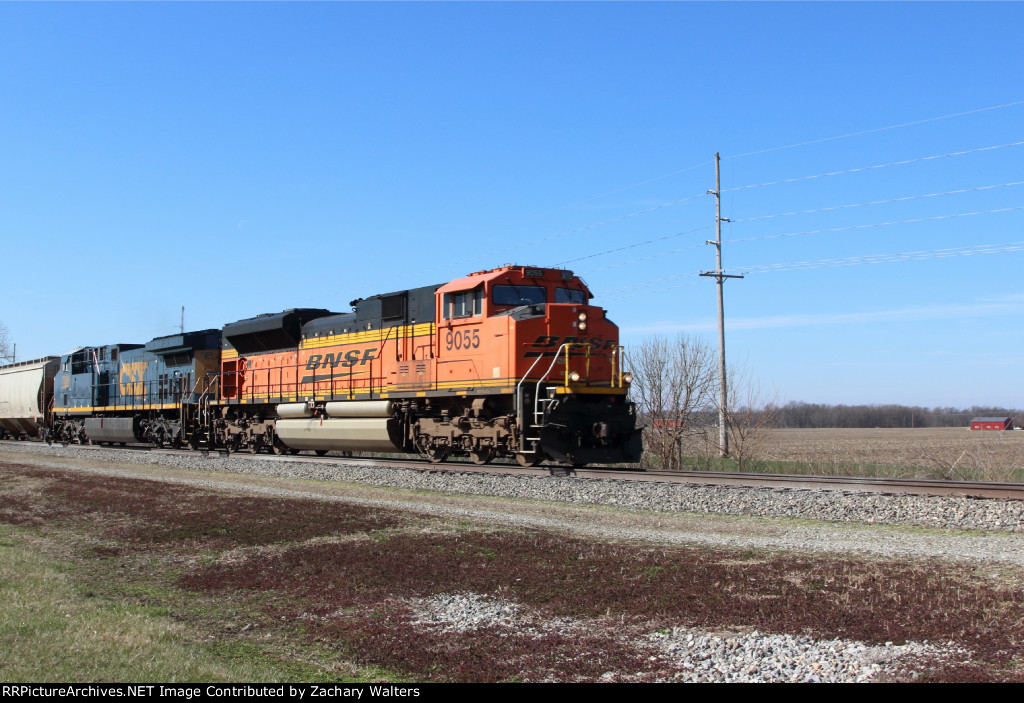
[445,329,480,351]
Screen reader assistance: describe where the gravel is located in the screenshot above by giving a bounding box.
[4,442,1020,533]
[403,591,970,682]
[648,627,967,683]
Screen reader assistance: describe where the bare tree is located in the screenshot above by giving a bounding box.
[0,322,10,364]
[716,365,779,471]
[629,334,717,469]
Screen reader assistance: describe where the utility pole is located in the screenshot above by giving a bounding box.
[700,152,743,458]
[181,307,185,334]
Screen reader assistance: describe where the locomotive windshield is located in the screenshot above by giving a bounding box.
[555,288,587,304]
[492,285,547,306]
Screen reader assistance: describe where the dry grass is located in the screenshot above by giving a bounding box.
[677,427,1024,480]
[0,529,299,683]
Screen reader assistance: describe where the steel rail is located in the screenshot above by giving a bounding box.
[3,440,1023,501]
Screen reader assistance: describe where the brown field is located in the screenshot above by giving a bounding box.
[751,427,1024,480]
[675,425,1024,480]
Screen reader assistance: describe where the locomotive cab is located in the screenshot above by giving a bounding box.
[434,266,640,466]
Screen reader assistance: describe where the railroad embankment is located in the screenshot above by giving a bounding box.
[2,446,1023,682]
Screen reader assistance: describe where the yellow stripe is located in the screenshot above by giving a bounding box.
[430,377,518,390]
[553,386,628,395]
[301,323,436,350]
[221,323,438,358]
[52,403,188,413]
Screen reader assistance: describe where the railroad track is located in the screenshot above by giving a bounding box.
[3,439,1023,501]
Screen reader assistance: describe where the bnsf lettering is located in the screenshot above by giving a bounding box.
[305,348,378,370]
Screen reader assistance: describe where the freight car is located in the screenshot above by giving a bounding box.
[0,357,59,440]
[3,265,641,467]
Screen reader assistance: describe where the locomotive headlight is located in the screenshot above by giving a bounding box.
[569,371,581,382]
[622,373,633,384]
[577,311,588,322]
[578,321,588,332]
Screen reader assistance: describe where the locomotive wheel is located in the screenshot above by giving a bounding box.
[271,442,287,455]
[426,446,449,464]
[515,452,541,467]
[470,448,496,465]
[247,439,261,454]
[289,448,301,455]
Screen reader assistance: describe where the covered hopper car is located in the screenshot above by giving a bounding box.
[4,265,641,467]
[0,357,59,439]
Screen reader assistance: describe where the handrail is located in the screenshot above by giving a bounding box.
[514,349,564,452]
[612,345,629,388]
[534,342,577,420]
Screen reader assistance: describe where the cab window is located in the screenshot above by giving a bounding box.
[443,289,483,319]
[555,288,587,304]
[493,285,547,306]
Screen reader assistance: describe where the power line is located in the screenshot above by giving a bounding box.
[723,141,1024,193]
[586,99,1024,219]
[573,205,1024,274]
[729,240,1024,274]
[569,99,1024,215]
[725,205,1024,244]
[395,99,1024,287]
[574,148,1024,280]
[566,160,713,204]
[561,224,712,267]
[461,160,715,246]
[415,103,1024,282]
[597,240,1024,303]
[730,181,1024,223]
[561,101,1024,261]
[419,191,708,275]
[580,239,708,274]
[724,98,1024,160]
[601,272,702,297]
[602,279,701,302]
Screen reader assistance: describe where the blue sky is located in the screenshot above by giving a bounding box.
[2,2,1022,407]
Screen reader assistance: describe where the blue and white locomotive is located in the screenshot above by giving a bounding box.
[49,330,221,446]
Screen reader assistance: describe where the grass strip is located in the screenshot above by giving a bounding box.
[0,525,309,683]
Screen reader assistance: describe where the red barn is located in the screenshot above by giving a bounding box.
[970,417,1013,431]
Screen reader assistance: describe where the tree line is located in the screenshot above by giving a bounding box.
[771,402,1022,429]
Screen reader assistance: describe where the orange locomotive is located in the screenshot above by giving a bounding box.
[212,265,640,467]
